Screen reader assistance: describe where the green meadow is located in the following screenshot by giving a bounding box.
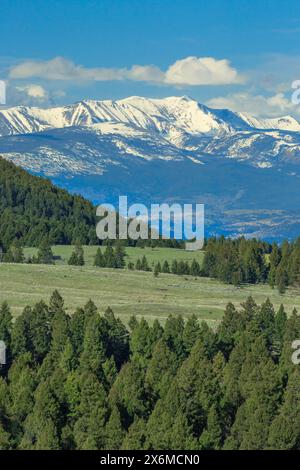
[0,246,299,325]
[23,245,203,267]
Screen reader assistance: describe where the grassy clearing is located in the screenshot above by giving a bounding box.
[23,245,204,267]
[0,257,299,325]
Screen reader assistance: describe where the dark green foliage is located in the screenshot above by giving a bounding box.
[162,260,170,273]
[68,240,84,266]
[153,263,160,277]
[1,291,300,450]
[202,236,268,285]
[37,238,54,264]
[93,244,126,269]
[201,236,300,293]
[3,239,24,263]
[0,157,98,249]
[93,247,105,267]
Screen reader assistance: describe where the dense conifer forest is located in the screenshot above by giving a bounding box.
[0,292,300,450]
[0,157,98,248]
[201,236,300,293]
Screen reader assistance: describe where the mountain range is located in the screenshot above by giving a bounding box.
[0,95,300,240]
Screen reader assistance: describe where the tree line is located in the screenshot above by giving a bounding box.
[0,292,300,450]
[2,235,300,295]
[201,236,300,293]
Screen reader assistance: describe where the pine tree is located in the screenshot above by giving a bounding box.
[162,260,170,273]
[276,264,289,294]
[79,314,106,378]
[35,419,60,450]
[273,304,287,358]
[171,259,178,274]
[21,379,61,449]
[170,412,196,450]
[8,353,36,424]
[183,314,200,353]
[51,307,70,355]
[0,423,10,449]
[11,308,31,358]
[145,339,177,400]
[153,263,160,277]
[190,259,201,277]
[114,242,126,269]
[27,301,52,363]
[217,303,242,357]
[268,369,300,449]
[93,247,105,267]
[105,406,125,449]
[109,361,148,425]
[37,238,54,264]
[3,239,24,263]
[0,302,12,349]
[141,255,150,272]
[135,258,142,270]
[104,244,115,268]
[121,418,147,450]
[103,307,129,368]
[163,315,185,360]
[199,406,223,450]
[130,318,153,366]
[49,290,64,316]
[68,240,84,266]
[73,372,108,450]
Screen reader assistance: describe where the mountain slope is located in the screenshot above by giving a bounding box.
[0,96,300,240]
[0,157,98,248]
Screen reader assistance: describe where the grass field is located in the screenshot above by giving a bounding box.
[23,245,204,267]
[1,246,300,326]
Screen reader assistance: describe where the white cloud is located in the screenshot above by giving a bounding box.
[10,57,126,81]
[16,84,48,99]
[127,64,164,83]
[9,56,244,86]
[5,83,66,107]
[165,56,244,85]
[206,92,297,117]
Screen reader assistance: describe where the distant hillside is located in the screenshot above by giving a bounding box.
[0,157,98,249]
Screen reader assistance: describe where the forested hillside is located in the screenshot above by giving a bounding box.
[0,292,300,450]
[0,158,185,252]
[0,157,98,249]
[202,237,300,293]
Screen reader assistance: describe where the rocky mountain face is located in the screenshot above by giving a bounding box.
[0,96,300,240]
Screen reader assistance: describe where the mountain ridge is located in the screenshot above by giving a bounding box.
[0,96,300,240]
[1,95,300,138]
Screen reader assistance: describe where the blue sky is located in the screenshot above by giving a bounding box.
[1,0,300,117]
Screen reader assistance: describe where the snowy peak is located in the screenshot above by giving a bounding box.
[1,96,300,140]
[237,112,300,132]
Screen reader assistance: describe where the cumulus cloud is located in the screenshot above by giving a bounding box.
[165,56,244,85]
[16,84,48,99]
[5,83,65,107]
[206,92,297,117]
[9,56,244,86]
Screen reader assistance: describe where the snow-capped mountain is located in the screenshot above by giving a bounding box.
[0,96,300,239]
[2,95,300,136]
